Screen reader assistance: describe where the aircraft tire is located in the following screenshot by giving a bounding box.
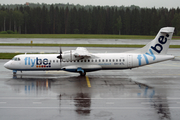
[80,72,86,76]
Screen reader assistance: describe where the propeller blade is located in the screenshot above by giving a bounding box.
[57,46,63,67]
[57,46,62,59]
[60,47,62,54]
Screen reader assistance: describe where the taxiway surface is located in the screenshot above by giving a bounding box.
[0,47,180,120]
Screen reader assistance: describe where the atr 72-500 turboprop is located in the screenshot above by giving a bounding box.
[4,27,175,76]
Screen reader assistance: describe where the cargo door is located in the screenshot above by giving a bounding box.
[127,55,133,68]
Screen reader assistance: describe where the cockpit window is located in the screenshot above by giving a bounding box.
[12,57,21,61]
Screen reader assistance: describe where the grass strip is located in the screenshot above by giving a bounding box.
[0,34,179,39]
[0,43,180,48]
[0,53,22,59]
[0,34,155,39]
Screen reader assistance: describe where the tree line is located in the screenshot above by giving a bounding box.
[0,3,180,35]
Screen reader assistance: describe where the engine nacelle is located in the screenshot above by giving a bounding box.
[61,50,81,61]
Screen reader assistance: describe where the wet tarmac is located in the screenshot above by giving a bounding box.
[0,47,180,120]
[1,38,180,45]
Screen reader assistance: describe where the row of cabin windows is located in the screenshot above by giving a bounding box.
[52,59,125,63]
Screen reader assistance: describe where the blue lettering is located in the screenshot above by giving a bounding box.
[24,57,50,67]
[143,54,149,64]
[145,49,156,60]
[150,35,168,54]
[36,57,42,65]
[151,43,163,53]
[31,59,35,67]
[24,57,28,65]
[137,55,142,66]
[28,57,30,65]
[158,36,167,44]
[43,58,48,65]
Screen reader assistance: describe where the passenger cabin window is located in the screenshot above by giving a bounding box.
[91,60,94,62]
[56,60,58,63]
[95,60,97,62]
[106,59,108,62]
[88,60,90,62]
[102,59,104,62]
[119,59,121,62]
[109,59,111,62]
[84,60,86,62]
[116,59,118,62]
[99,59,101,62]
[113,59,114,62]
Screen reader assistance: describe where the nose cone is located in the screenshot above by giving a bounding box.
[4,61,10,69]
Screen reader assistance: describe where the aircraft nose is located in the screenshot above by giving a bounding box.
[4,61,10,69]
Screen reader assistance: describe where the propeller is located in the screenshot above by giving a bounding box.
[57,46,63,66]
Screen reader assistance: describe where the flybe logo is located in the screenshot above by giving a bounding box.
[151,35,169,54]
[137,34,169,66]
[24,57,51,68]
[137,49,156,66]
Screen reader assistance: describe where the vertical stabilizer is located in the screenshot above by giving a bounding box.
[129,27,175,55]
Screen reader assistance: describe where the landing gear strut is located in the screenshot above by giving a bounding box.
[13,70,17,75]
[80,71,86,76]
[13,70,17,79]
[77,67,86,76]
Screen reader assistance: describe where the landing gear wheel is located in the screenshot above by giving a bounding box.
[80,72,86,76]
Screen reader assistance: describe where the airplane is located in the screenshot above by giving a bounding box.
[4,27,175,76]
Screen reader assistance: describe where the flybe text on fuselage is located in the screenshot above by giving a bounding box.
[24,57,51,68]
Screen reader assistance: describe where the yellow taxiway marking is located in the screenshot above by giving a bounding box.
[86,76,91,87]
[46,79,48,89]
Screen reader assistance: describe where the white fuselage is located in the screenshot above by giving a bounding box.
[4,53,174,73]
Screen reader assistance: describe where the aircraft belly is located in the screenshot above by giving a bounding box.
[62,64,102,72]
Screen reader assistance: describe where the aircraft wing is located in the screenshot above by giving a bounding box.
[73,47,91,57]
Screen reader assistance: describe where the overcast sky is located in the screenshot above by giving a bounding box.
[0,0,179,9]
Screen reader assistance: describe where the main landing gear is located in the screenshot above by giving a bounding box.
[77,67,86,76]
[79,71,86,76]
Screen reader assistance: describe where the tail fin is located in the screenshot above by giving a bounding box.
[130,27,175,55]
